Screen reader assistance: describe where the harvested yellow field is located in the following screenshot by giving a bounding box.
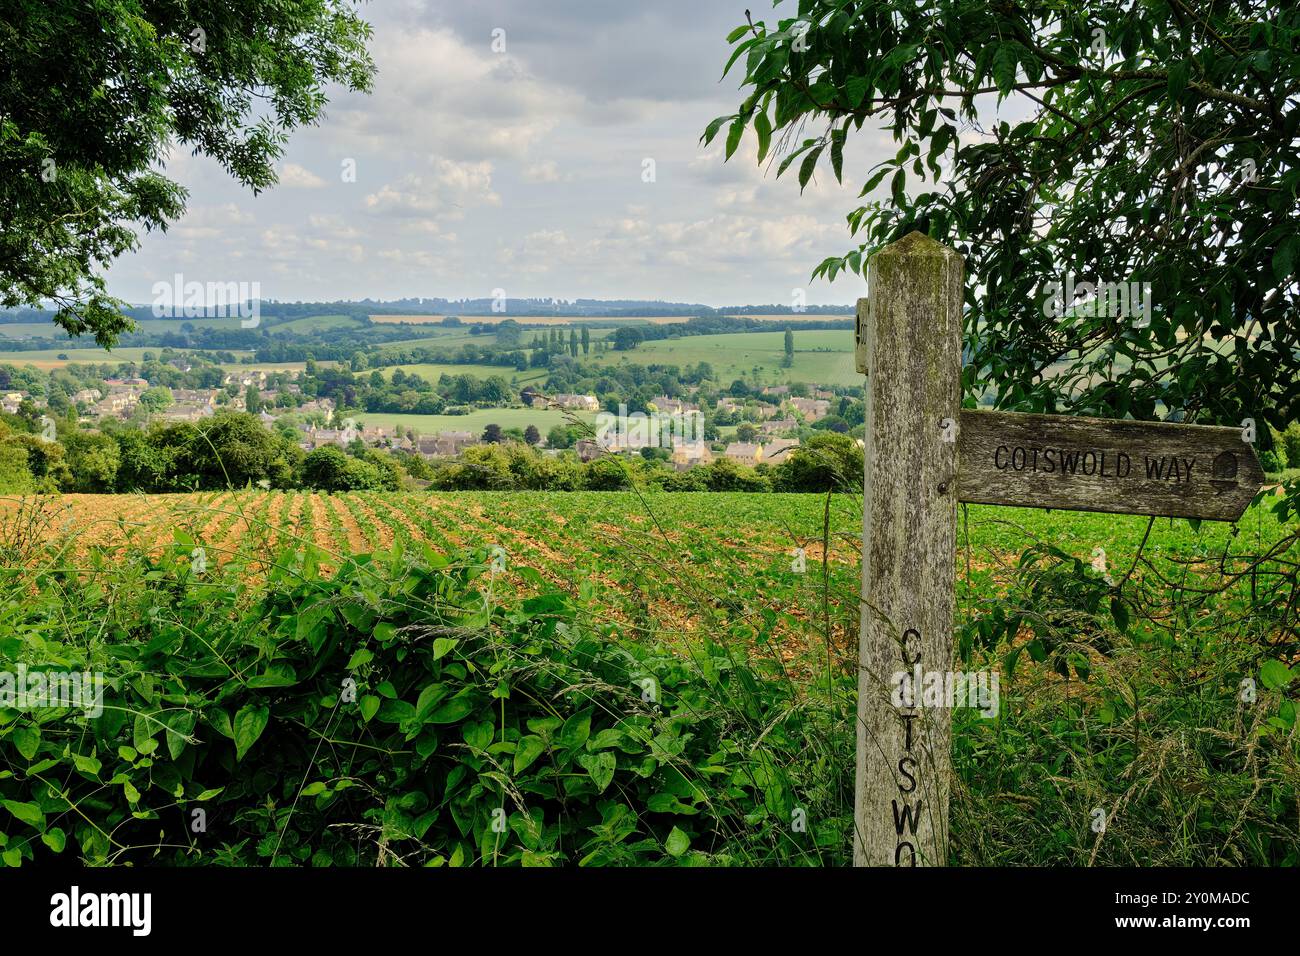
[0,490,866,658]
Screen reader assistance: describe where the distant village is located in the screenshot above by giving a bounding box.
[581,384,833,469]
[4,367,841,472]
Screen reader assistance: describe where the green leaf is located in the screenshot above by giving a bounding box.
[798,145,824,190]
[1272,235,1298,282]
[721,36,759,80]
[232,704,270,761]
[247,664,297,689]
[558,710,592,751]
[578,751,616,793]
[345,648,373,669]
[754,110,773,164]
[2,800,44,829]
[415,683,448,721]
[845,75,869,109]
[340,603,374,631]
[527,716,562,736]
[164,711,196,761]
[514,734,546,775]
[41,827,66,853]
[1260,659,1294,691]
[647,792,698,815]
[1110,596,1130,633]
[830,127,846,182]
[776,141,809,178]
[432,637,458,661]
[992,43,1017,95]
[463,720,494,751]
[206,707,234,740]
[701,114,729,147]
[133,712,159,751]
[11,725,39,761]
[891,167,906,206]
[360,695,380,722]
[665,826,691,857]
[1167,61,1189,101]
[860,165,891,196]
[425,695,474,725]
[72,753,102,776]
[725,117,746,161]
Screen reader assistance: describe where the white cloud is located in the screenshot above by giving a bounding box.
[279,163,327,188]
[523,161,564,183]
[324,27,581,163]
[364,159,500,222]
[108,3,892,306]
[307,214,360,238]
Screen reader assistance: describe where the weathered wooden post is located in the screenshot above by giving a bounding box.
[854,232,964,866]
[849,230,1266,866]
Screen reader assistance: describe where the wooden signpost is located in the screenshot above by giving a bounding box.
[957,410,1263,521]
[853,232,1264,867]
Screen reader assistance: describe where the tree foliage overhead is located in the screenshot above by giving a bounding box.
[707,1,1300,434]
[0,0,375,345]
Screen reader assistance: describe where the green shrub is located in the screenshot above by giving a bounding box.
[302,445,398,491]
[0,440,33,493]
[1282,423,1300,471]
[0,530,850,866]
[771,432,863,492]
[700,458,770,492]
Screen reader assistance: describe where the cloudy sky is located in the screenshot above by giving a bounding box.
[108,0,906,308]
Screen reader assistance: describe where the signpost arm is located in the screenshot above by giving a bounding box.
[854,232,964,866]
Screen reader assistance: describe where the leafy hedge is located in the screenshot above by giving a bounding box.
[0,535,850,866]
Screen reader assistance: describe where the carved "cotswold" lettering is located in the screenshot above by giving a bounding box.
[994,445,1132,478]
[992,446,1202,484]
[892,627,924,867]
